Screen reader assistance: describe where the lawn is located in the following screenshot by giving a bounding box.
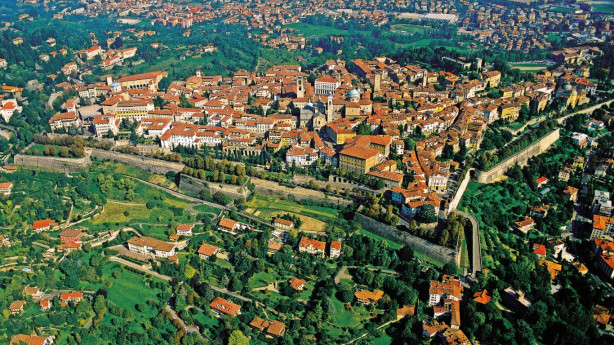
[510,63,550,71]
[192,203,223,215]
[329,294,371,328]
[284,23,365,37]
[390,24,428,34]
[245,195,338,231]
[372,334,393,345]
[594,5,614,13]
[106,266,164,319]
[247,271,279,290]
[359,228,403,250]
[92,202,151,225]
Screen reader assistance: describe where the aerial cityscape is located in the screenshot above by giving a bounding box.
[0,0,614,344]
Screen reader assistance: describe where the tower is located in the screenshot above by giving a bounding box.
[296,75,305,98]
[196,70,201,78]
[422,75,427,87]
[374,72,381,92]
[326,96,334,122]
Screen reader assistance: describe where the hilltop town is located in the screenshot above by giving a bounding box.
[1,0,614,344]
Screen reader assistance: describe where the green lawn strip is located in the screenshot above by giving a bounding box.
[358,229,403,250]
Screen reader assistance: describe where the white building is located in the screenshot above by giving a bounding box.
[127,236,176,258]
[0,99,22,122]
[314,76,339,96]
[49,111,81,131]
[285,146,318,166]
[93,114,120,138]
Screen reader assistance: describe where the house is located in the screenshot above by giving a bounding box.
[502,287,532,312]
[0,165,16,173]
[354,289,384,305]
[329,240,341,258]
[273,218,294,230]
[0,235,10,247]
[593,305,611,326]
[217,218,242,234]
[9,300,25,314]
[396,304,416,319]
[197,243,220,260]
[289,277,306,291]
[209,297,241,316]
[40,299,52,311]
[298,237,326,257]
[422,320,448,338]
[10,334,54,345]
[539,259,562,280]
[536,176,548,188]
[49,111,81,131]
[33,219,56,232]
[93,114,120,138]
[573,262,588,275]
[0,181,13,195]
[429,275,463,305]
[59,291,83,306]
[249,317,286,337]
[473,290,490,304]
[176,224,193,236]
[23,286,43,300]
[440,327,471,345]
[547,239,565,257]
[127,236,176,258]
[59,229,83,244]
[563,186,579,202]
[532,243,546,258]
[513,217,535,233]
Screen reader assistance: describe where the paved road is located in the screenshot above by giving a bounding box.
[504,98,614,135]
[109,254,253,302]
[109,256,171,281]
[452,210,482,277]
[165,305,202,337]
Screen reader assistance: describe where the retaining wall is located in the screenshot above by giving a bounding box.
[474,128,560,183]
[354,212,459,266]
[15,151,91,173]
[91,149,184,174]
[178,174,250,200]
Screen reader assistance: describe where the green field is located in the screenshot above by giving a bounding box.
[391,24,428,34]
[510,63,550,72]
[594,5,614,13]
[284,23,365,37]
[106,266,164,318]
[245,195,338,232]
[359,228,403,250]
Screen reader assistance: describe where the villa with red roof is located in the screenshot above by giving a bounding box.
[329,241,341,258]
[33,219,56,233]
[298,237,326,257]
[209,297,241,316]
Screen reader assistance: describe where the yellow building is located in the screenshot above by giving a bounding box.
[118,71,168,92]
[339,146,379,174]
[500,103,520,122]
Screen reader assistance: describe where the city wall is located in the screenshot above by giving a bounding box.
[354,212,459,266]
[474,128,560,184]
[91,149,184,174]
[178,174,250,200]
[14,151,91,173]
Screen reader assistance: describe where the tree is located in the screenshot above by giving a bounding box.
[59,146,69,157]
[227,330,249,345]
[415,204,438,223]
[443,262,458,275]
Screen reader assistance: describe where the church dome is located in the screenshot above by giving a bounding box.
[348,89,360,98]
[563,84,572,91]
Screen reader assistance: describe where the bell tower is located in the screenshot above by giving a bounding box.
[296,75,305,98]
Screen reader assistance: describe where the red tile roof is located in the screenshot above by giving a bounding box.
[209,297,240,316]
